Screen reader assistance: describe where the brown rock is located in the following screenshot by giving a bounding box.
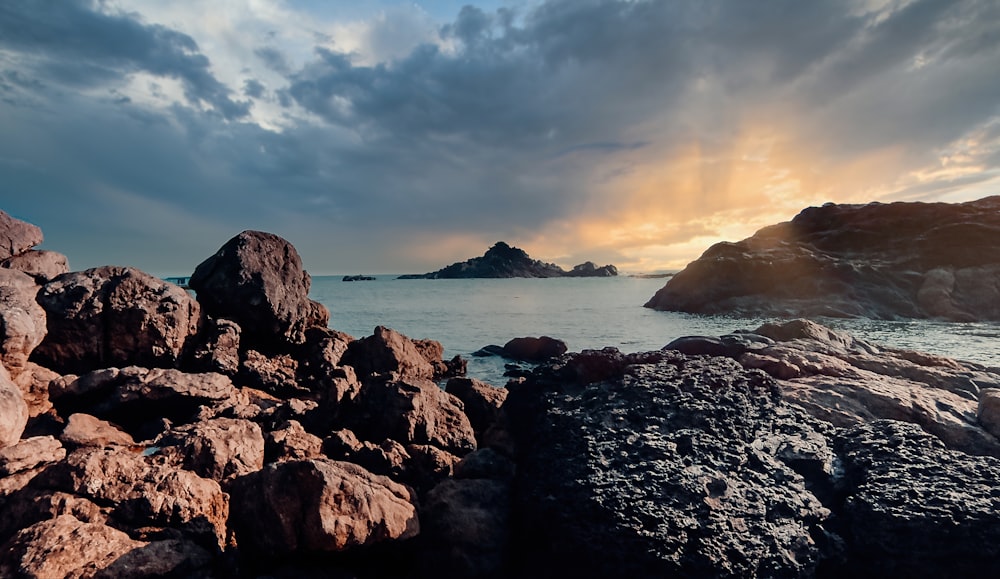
[189,230,329,347]
[0,435,65,476]
[265,420,323,462]
[341,326,436,380]
[229,458,420,556]
[0,269,47,378]
[322,430,410,480]
[347,378,477,456]
[446,377,507,441]
[11,362,59,419]
[2,249,69,283]
[501,336,567,361]
[187,317,241,376]
[32,266,201,374]
[0,210,43,261]
[50,367,237,436]
[405,443,461,491]
[39,447,229,549]
[240,349,302,397]
[0,515,143,579]
[0,365,28,448]
[0,489,105,540]
[60,413,136,449]
[155,417,265,483]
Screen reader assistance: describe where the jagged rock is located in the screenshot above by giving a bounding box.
[11,362,59,419]
[187,318,241,376]
[0,436,64,477]
[646,196,1000,320]
[445,377,506,442]
[501,336,567,362]
[346,378,477,456]
[833,420,1000,576]
[154,418,265,484]
[0,210,43,261]
[2,250,69,283]
[59,413,135,449]
[0,365,28,448]
[505,349,834,577]
[0,514,144,579]
[0,489,105,541]
[32,266,201,374]
[265,420,323,462]
[240,349,301,397]
[93,538,214,579]
[229,458,420,557]
[404,443,462,491]
[403,241,617,279]
[188,230,329,348]
[323,430,411,481]
[297,326,354,387]
[413,338,466,379]
[0,269,46,378]
[36,447,229,549]
[342,326,436,381]
[50,367,236,438]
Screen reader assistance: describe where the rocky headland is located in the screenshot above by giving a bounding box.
[399,241,618,279]
[1,208,999,577]
[645,196,1000,320]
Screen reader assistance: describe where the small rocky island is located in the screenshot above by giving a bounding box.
[399,241,618,279]
[1,207,999,577]
[645,196,1000,321]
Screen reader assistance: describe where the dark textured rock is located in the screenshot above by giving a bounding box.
[501,336,567,362]
[646,196,1000,320]
[0,210,43,261]
[420,477,511,578]
[188,230,329,348]
[2,249,69,283]
[832,420,1000,577]
[341,326,436,381]
[32,266,201,374]
[402,241,617,279]
[187,317,241,376]
[445,377,506,442]
[505,350,835,577]
[228,458,419,557]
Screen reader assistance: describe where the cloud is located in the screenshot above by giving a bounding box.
[0,0,998,275]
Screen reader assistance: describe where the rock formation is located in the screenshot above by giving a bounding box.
[2,205,1000,577]
[646,196,1000,320]
[400,241,617,279]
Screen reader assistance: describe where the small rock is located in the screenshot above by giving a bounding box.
[501,336,567,361]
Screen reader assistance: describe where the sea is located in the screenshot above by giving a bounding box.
[310,275,1000,386]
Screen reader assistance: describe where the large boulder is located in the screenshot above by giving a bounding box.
[0,269,47,378]
[2,250,69,283]
[0,365,28,448]
[645,196,1000,320]
[188,230,329,348]
[229,458,420,557]
[341,326,436,381]
[32,266,201,374]
[0,210,43,261]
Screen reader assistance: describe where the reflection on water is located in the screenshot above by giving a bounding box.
[312,275,1000,384]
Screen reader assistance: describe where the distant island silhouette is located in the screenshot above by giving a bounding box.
[398,241,618,279]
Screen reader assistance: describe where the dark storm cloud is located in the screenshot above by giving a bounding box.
[0,0,249,119]
[0,0,998,274]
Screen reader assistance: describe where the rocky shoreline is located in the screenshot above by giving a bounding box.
[1,209,999,577]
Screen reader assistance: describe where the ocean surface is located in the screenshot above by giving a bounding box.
[311,275,1000,385]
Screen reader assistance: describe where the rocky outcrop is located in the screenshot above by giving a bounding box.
[400,241,618,279]
[646,196,1000,320]
[189,230,329,347]
[229,458,420,557]
[32,266,201,374]
[0,210,43,261]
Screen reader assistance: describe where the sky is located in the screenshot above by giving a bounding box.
[0,0,998,276]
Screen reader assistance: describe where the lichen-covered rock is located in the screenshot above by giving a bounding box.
[32,267,201,374]
[229,458,419,557]
[2,250,69,283]
[0,210,43,261]
[0,269,46,378]
[188,230,328,348]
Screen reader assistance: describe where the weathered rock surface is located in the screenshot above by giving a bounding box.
[187,317,241,376]
[0,210,43,261]
[229,458,420,557]
[59,414,135,449]
[342,326,437,381]
[0,436,65,477]
[189,230,329,347]
[0,269,47,377]
[0,365,28,448]
[646,196,1000,320]
[11,362,58,419]
[32,267,201,374]
[420,477,511,578]
[2,249,69,283]
[401,241,617,279]
[154,417,265,484]
[445,377,506,442]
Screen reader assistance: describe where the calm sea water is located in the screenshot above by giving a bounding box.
[311,275,1000,385]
